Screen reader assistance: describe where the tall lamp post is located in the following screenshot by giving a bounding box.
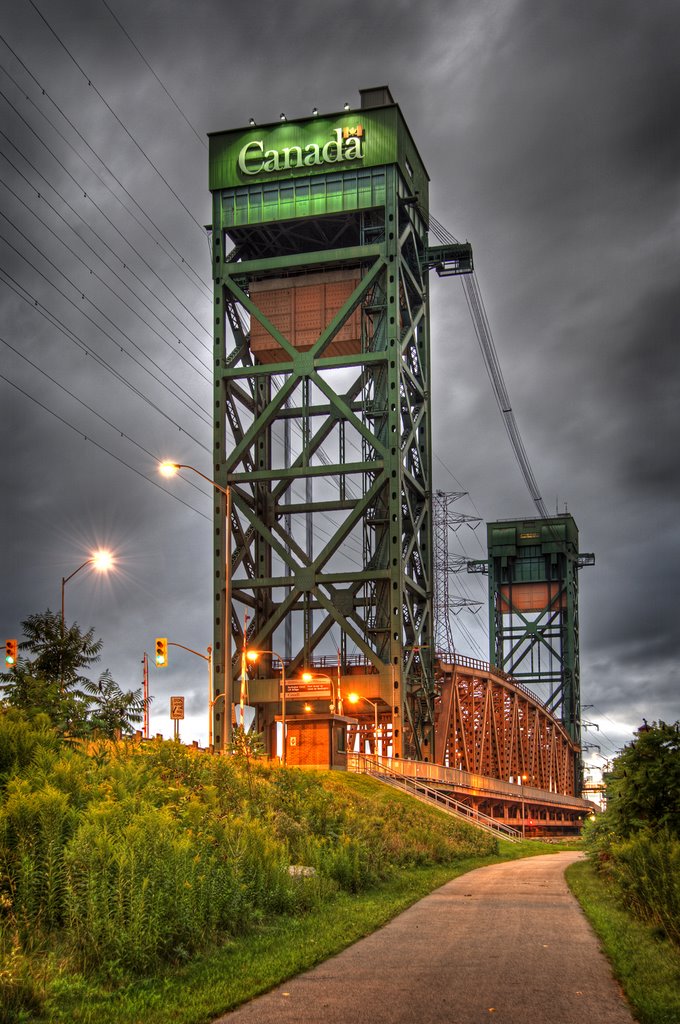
[160,461,233,746]
[246,648,286,764]
[520,773,528,840]
[346,692,380,752]
[60,550,114,688]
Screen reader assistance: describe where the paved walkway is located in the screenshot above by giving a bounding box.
[214,852,634,1024]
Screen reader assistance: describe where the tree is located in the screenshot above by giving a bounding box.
[602,720,680,838]
[1,611,146,739]
[82,670,147,738]
[20,609,102,689]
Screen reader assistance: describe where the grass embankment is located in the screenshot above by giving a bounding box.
[47,835,566,1024]
[566,859,680,1024]
[0,714,574,1024]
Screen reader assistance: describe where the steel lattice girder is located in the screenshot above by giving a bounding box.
[435,659,577,795]
[210,168,436,759]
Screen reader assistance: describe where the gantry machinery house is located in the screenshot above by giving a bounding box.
[208,86,472,758]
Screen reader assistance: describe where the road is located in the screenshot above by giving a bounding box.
[214,851,634,1024]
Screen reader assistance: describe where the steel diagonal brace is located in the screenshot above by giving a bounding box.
[311,475,384,574]
[270,374,366,504]
[223,276,298,361]
[313,588,383,667]
[307,257,384,359]
[224,371,299,473]
[311,370,388,457]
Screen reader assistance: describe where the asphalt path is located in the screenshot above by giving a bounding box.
[214,851,635,1024]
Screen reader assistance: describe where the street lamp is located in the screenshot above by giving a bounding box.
[301,670,336,714]
[520,773,528,840]
[346,692,380,752]
[61,549,114,627]
[60,550,114,689]
[160,461,233,746]
[246,648,287,764]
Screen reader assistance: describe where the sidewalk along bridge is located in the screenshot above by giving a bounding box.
[348,752,596,838]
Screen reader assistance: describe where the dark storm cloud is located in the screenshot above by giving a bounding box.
[1,0,678,753]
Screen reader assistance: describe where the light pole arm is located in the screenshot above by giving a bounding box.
[168,641,210,662]
[61,559,92,627]
[174,464,229,499]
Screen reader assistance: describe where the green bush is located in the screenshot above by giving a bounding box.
[0,718,500,983]
[585,721,680,947]
[607,830,680,944]
[63,803,249,974]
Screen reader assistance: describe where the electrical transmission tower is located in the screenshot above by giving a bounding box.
[433,490,482,659]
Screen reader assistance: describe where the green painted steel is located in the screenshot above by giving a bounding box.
[209,105,429,210]
[484,514,594,791]
[209,91,439,760]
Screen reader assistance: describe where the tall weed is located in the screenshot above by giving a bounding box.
[0,779,77,940]
[63,804,244,974]
[608,830,680,944]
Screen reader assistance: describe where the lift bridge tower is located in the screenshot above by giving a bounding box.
[209,87,472,758]
[471,515,595,787]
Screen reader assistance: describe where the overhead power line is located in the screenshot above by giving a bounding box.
[0,44,210,298]
[0,372,211,521]
[99,0,208,151]
[0,94,212,346]
[0,230,211,427]
[0,270,211,454]
[27,0,208,240]
[0,143,211,359]
[428,213,549,518]
[0,175,211,385]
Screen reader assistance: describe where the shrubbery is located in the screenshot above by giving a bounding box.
[584,720,680,945]
[0,709,496,1006]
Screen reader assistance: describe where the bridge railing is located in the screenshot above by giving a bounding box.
[347,753,594,810]
[350,753,522,841]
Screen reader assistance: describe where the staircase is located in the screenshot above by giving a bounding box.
[349,753,522,842]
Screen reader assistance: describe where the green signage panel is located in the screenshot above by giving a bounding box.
[209,105,427,195]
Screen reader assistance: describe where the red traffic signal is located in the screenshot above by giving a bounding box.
[4,639,18,667]
[155,638,168,667]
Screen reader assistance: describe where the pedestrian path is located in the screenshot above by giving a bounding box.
[214,852,634,1024]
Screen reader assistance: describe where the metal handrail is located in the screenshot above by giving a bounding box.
[351,753,522,842]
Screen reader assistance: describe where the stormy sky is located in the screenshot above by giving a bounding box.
[1,0,678,770]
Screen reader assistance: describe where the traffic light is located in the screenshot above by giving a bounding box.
[154,638,168,667]
[4,639,18,667]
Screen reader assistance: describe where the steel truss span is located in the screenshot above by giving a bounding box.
[434,656,577,795]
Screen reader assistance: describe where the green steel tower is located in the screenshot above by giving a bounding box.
[208,87,471,758]
[483,515,594,776]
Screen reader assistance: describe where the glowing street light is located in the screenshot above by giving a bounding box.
[346,692,380,749]
[61,549,114,627]
[159,461,233,746]
[246,648,287,764]
[301,670,336,714]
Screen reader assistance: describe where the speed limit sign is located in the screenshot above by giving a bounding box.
[170,696,185,720]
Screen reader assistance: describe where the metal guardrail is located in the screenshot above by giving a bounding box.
[349,753,594,811]
[350,753,522,842]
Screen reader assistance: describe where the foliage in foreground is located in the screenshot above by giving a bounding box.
[0,610,146,739]
[0,712,495,1018]
[583,720,680,947]
[567,859,680,1024]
